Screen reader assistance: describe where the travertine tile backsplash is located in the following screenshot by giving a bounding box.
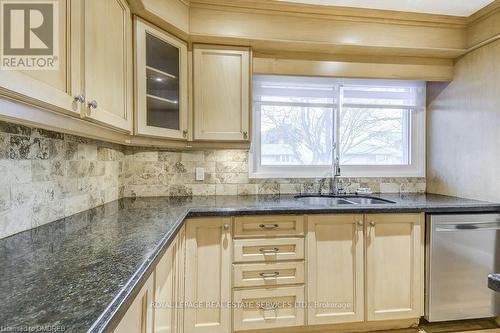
[0,121,124,239]
[124,149,426,197]
[0,121,425,239]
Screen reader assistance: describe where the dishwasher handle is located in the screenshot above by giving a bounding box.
[435,221,500,232]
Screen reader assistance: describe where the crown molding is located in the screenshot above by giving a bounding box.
[467,0,500,24]
[129,0,500,59]
[189,0,468,28]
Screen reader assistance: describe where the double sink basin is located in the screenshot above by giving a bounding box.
[295,195,395,206]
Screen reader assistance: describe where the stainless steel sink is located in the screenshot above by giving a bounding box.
[342,196,395,205]
[296,196,355,205]
[295,195,395,205]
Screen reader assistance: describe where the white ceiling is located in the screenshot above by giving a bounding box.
[278,0,494,16]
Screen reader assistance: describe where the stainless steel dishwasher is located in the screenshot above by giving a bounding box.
[425,214,500,322]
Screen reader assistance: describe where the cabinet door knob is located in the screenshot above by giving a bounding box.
[74,95,86,103]
[356,220,364,226]
[183,129,188,138]
[223,223,230,230]
[369,221,376,226]
[243,131,248,139]
[88,100,98,109]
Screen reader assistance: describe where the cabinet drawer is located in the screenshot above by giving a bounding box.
[234,238,304,263]
[234,215,304,238]
[233,286,305,331]
[233,261,305,288]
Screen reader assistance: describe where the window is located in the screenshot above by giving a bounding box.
[251,75,425,178]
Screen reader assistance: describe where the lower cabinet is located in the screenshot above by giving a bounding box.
[307,214,365,325]
[365,213,424,321]
[114,226,185,333]
[184,218,232,333]
[233,286,305,331]
[114,273,154,333]
[114,213,424,333]
[155,226,186,333]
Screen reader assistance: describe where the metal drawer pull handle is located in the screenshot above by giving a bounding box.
[259,304,279,311]
[259,247,279,254]
[259,223,279,229]
[259,272,280,278]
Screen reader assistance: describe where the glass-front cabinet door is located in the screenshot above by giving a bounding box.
[135,18,188,139]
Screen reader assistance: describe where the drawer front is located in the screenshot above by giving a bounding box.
[233,261,305,288]
[233,286,305,331]
[234,215,304,238]
[234,238,304,263]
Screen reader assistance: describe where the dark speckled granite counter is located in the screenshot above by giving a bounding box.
[1,193,500,332]
[489,274,500,292]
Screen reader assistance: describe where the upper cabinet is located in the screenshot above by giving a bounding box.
[193,45,251,141]
[134,18,188,139]
[0,0,80,115]
[81,0,133,132]
[0,0,133,133]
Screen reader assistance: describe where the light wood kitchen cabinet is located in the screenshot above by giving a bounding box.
[307,214,365,325]
[184,218,232,333]
[233,286,305,331]
[233,261,305,288]
[155,226,185,333]
[0,0,81,116]
[233,215,304,238]
[233,238,304,263]
[193,45,250,141]
[135,18,188,139]
[114,273,154,333]
[81,0,133,132]
[365,213,424,321]
[0,0,133,133]
[114,213,424,333]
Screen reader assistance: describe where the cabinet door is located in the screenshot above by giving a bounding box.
[174,226,186,333]
[155,238,176,333]
[114,273,154,333]
[184,218,232,333]
[135,18,188,140]
[193,45,250,141]
[307,214,365,325]
[155,226,185,333]
[0,0,80,115]
[82,0,133,132]
[365,213,424,321]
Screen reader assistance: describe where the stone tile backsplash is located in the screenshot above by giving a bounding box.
[0,121,124,239]
[124,149,426,197]
[0,121,425,239]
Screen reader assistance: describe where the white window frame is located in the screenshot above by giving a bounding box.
[250,77,426,179]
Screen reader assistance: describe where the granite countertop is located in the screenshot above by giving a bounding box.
[489,274,500,292]
[1,193,500,332]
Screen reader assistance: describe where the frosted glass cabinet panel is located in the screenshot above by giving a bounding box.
[135,18,188,139]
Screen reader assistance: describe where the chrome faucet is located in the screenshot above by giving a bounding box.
[330,156,344,195]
